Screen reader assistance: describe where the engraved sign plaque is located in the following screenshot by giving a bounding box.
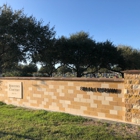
[8,82,22,98]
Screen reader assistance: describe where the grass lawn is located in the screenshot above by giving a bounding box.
[0,102,140,140]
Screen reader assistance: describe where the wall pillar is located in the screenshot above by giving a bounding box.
[123,70,140,124]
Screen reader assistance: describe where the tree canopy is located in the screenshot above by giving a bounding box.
[0,4,55,73]
[56,32,96,77]
[1,4,140,77]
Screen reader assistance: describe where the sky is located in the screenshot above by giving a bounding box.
[0,0,140,49]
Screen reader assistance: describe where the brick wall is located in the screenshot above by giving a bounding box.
[0,77,125,123]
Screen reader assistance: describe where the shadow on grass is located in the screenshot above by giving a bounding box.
[0,130,34,140]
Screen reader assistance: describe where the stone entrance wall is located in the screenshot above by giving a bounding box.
[0,71,140,125]
[0,77,125,123]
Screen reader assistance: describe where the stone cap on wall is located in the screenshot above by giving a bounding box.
[0,77,124,82]
[122,70,140,74]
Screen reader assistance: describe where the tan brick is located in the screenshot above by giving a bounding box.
[118,94,124,98]
[102,93,109,96]
[49,85,54,89]
[110,110,118,115]
[68,89,73,94]
[90,111,98,116]
[52,96,57,99]
[105,114,118,119]
[76,109,84,115]
[90,103,97,108]
[83,110,91,115]
[80,106,87,111]
[83,94,90,99]
[68,82,74,86]
[109,84,118,89]
[28,87,32,91]
[94,92,102,96]
[105,97,113,101]
[81,98,87,102]
[42,101,46,105]
[30,100,37,104]
[98,112,105,118]
[118,110,125,116]
[97,96,105,100]
[90,95,98,100]
[65,100,71,104]
[99,108,109,114]
[102,100,109,105]
[118,84,124,89]
[103,105,114,110]
[71,104,80,109]
[77,94,83,98]
[74,98,80,102]
[117,102,125,106]
[97,104,104,109]
[124,89,128,94]
[109,94,118,97]
[70,108,79,114]
[59,86,65,89]
[94,100,102,104]
[33,94,42,98]
[101,84,109,88]
[113,97,122,102]
[114,106,123,111]
[58,106,65,111]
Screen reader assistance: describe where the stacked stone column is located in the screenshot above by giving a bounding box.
[123,70,140,124]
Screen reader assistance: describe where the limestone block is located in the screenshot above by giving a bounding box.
[110,110,118,115]
[133,105,140,109]
[68,82,74,86]
[124,89,128,94]
[28,87,32,91]
[136,119,140,124]
[118,84,124,89]
[33,94,41,98]
[105,96,113,101]
[65,100,71,105]
[132,118,137,123]
[77,94,83,98]
[30,100,37,104]
[68,89,73,94]
[97,112,105,118]
[114,106,123,111]
[59,92,65,96]
[97,96,105,100]
[102,100,109,105]
[59,86,65,89]
[49,85,54,89]
[80,106,87,111]
[90,103,97,108]
[133,85,140,89]
[74,98,80,102]
[101,84,109,88]
[76,86,80,90]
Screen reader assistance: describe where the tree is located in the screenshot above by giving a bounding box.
[117,45,140,70]
[20,63,38,76]
[3,63,37,77]
[32,38,57,77]
[56,31,96,77]
[38,64,56,77]
[56,65,72,76]
[95,40,123,72]
[0,4,55,74]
